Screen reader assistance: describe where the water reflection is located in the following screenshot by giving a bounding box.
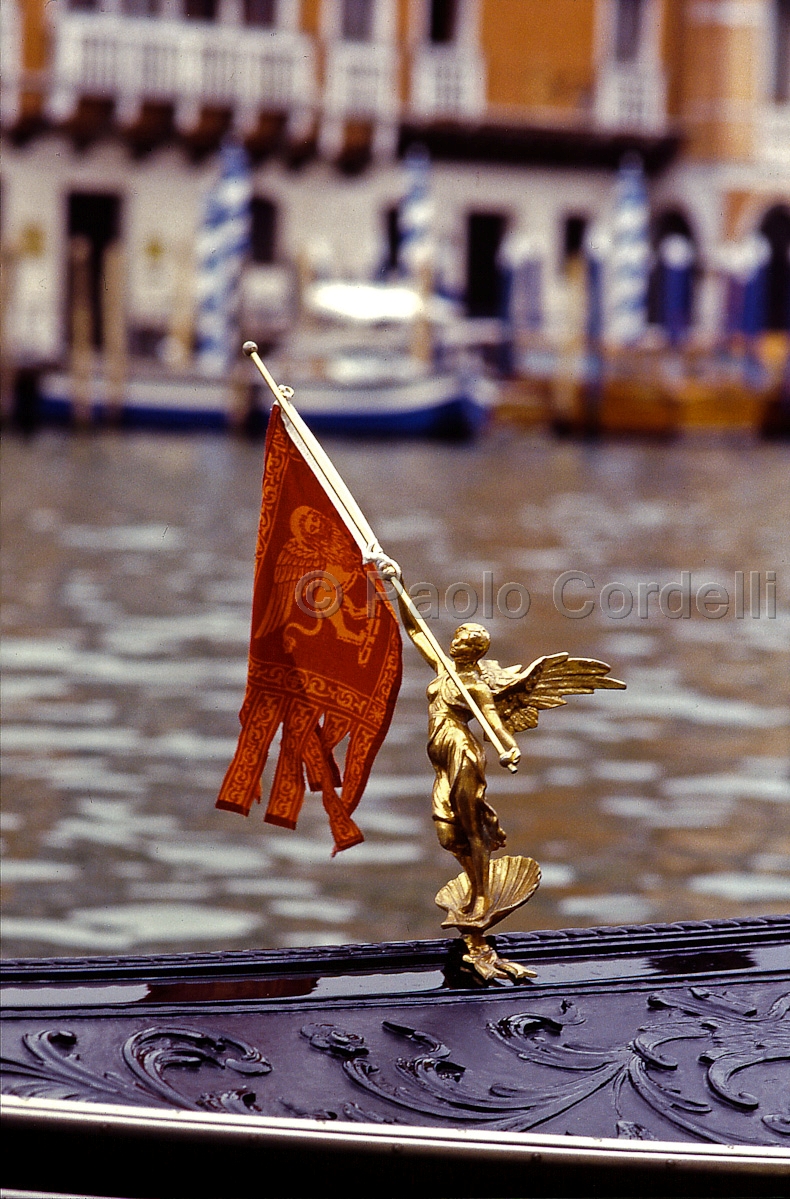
[1,429,788,957]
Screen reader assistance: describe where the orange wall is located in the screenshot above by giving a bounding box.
[480,0,597,114]
[301,0,321,37]
[21,0,49,73]
[662,0,685,119]
[677,15,758,160]
[397,0,409,105]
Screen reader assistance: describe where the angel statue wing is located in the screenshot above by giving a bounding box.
[479,653,626,734]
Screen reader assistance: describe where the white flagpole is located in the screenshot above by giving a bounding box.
[242,342,517,771]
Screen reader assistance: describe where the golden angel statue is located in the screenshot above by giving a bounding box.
[393,589,626,983]
[234,345,628,986]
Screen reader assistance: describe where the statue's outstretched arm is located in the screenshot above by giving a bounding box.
[367,552,442,674]
[395,588,443,673]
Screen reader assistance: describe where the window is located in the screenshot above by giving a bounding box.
[251,198,277,265]
[244,0,277,28]
[647,208,696,326]
[774,0,790,103]
[342,0,373,42]
[429,0,457,45]
[183,0,217,21]
[122,0,161,15]
[563,215,587,263]
[614,0,643,63]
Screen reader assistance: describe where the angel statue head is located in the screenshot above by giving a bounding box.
[449,622,490,666]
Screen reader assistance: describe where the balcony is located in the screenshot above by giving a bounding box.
[410,47,485,119]
[322,41,397,119]
[409,46,484,119]
[48,11,316,127]
[594,63,667,134]
[1,0,22,125]
[757,103,790,166]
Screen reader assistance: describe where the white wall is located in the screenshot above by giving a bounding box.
[2,139,216,358]
[9,134,750,361]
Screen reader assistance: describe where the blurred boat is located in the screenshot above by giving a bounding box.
[38,369,239,432]
[269,279,497,439]
[37,280,497,440]
[37,356,495,440]
[499,342,786,438]
[264,346,496,440]
[501,346,679,437]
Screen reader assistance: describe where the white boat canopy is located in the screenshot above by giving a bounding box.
[305,281,424,324]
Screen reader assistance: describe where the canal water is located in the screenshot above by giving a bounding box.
[1,427,788,958]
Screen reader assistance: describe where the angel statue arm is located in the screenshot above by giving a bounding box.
[368,551,434,670]
[392,580,443,673]
[370,553,442,673]
[457,670,521,768]
[372,554,520,769]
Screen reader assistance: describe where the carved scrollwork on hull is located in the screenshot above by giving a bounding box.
[301,987,790,1143]
[646,987,790,1137]
[1,984,785,1144]
[1,1029,139,1107]
[1,1026,271,1114]
[303,1015,626,1133]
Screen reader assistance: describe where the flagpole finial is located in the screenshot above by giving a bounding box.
[243,341,258,357]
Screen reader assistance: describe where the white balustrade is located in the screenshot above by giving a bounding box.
[0,0,22,125]
[594,64,667,133]
[323,41,397,119]
[48,12,316,120]
[410,48,485,119]
[757,104,790,166]
[139,38,181,96]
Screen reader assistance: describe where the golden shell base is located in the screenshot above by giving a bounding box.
[435,854,541,982]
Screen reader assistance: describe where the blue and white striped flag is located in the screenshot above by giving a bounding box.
[195,142,252,377]
[399,145,433,277]
[608,157,650,346]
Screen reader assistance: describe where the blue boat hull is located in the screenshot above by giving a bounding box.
[36,372,493,440]
[38,397,229,433]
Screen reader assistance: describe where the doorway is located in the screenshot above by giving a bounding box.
[67,192,122,348]
[759,204,790,330]
[466,212,507,317]
[647,208,697,326]
[251,197,277,265]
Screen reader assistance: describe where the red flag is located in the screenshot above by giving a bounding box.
[216,406,402,852]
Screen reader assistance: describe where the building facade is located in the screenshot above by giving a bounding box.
[1,0,788,363]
